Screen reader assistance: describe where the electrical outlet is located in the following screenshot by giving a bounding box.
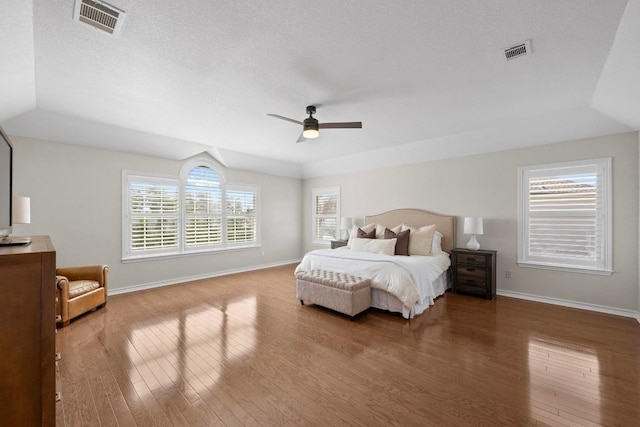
[505,270,512,279]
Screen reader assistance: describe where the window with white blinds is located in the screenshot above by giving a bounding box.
[517,158,612,274]
[124,174,180,258]
[185,166,222,248]
[226,185,258,244]
[312,187,340,244]
[122,161,260,260]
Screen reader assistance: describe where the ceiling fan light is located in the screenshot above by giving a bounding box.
[303,117,319,139]
[303,128,319,139]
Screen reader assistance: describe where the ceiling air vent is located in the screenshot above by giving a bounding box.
[503,39,531,61]
[73,0,126,36]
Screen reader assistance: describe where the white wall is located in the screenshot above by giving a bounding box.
[11,136,302,291]
[303,132,639,312]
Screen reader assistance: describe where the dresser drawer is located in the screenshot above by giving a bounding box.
[455,253,486,267]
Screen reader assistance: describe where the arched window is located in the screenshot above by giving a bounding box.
[123,158,259,260]
[184,165,223,248]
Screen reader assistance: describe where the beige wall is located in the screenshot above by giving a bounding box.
[303,132,639,312]
[11,136,302,291]
[9,132,639,312]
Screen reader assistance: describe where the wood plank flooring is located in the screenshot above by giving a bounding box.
[55,264,640,426]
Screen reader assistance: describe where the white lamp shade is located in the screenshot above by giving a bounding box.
[340,217,352,241]
[12,196,31,224]
[463,217,483,235]
[340,217,353,230]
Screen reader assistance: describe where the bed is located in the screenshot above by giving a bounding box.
[295,209,456,318]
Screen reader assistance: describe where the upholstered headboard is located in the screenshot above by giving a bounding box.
[364,209,456,254]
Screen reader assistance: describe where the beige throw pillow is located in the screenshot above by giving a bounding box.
[401,224,436,256]
[350,237,397,255]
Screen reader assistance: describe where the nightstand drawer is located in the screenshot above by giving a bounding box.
[456,283,489,296]
[455,253,486,267]
[457,268,486,287]
[456,276,487,291]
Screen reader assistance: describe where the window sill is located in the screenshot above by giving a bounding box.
[122,244,261,263]
[517,261,613,276]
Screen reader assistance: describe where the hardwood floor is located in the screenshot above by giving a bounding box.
[55,264,640,426]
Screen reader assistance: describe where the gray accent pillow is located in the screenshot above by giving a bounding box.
[384,227,410,256]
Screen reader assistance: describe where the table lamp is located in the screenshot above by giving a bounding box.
[463,217,483,250]
[340,217,352,241]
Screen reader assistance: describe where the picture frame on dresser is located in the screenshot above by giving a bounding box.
[451,248,497,299]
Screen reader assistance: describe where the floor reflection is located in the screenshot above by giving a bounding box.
[528,336,600,425]
[126,296,257,398]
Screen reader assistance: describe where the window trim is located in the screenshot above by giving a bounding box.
[311,186,340,245]
[517,158,612,275]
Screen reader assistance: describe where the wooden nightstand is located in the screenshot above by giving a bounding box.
[331,240,348,249]
[451,248,497,299]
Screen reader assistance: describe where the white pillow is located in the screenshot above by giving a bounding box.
[350,237,397,255]
[431,231,444,255]
[347,223,376,248]
[401,224,436,256]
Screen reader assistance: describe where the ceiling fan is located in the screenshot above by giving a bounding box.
[268,105,362,143]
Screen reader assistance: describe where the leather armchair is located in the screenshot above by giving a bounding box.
[55,265,109,327]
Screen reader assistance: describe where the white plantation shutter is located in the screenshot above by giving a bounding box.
[185,166,222,248]
[312,187,340,244]
[518,158,612,274]
[123,161,260,260]
[226,185,258,244]
[125,175,180,256]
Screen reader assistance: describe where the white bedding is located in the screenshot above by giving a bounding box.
[295,248,451,317]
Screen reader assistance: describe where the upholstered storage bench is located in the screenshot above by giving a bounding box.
[295,270,371,317]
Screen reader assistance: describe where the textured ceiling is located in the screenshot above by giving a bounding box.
[2,0,639,178]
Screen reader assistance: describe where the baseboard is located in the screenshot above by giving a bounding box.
[497,289,640,323]
[109,258,301,296]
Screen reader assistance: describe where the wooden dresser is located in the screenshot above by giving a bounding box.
[451,248,497,300]
[0,236,56,426]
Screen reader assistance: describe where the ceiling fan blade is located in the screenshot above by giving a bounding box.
[267,114,303,125]
[296,133,306,143]
[318,122,362,129]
